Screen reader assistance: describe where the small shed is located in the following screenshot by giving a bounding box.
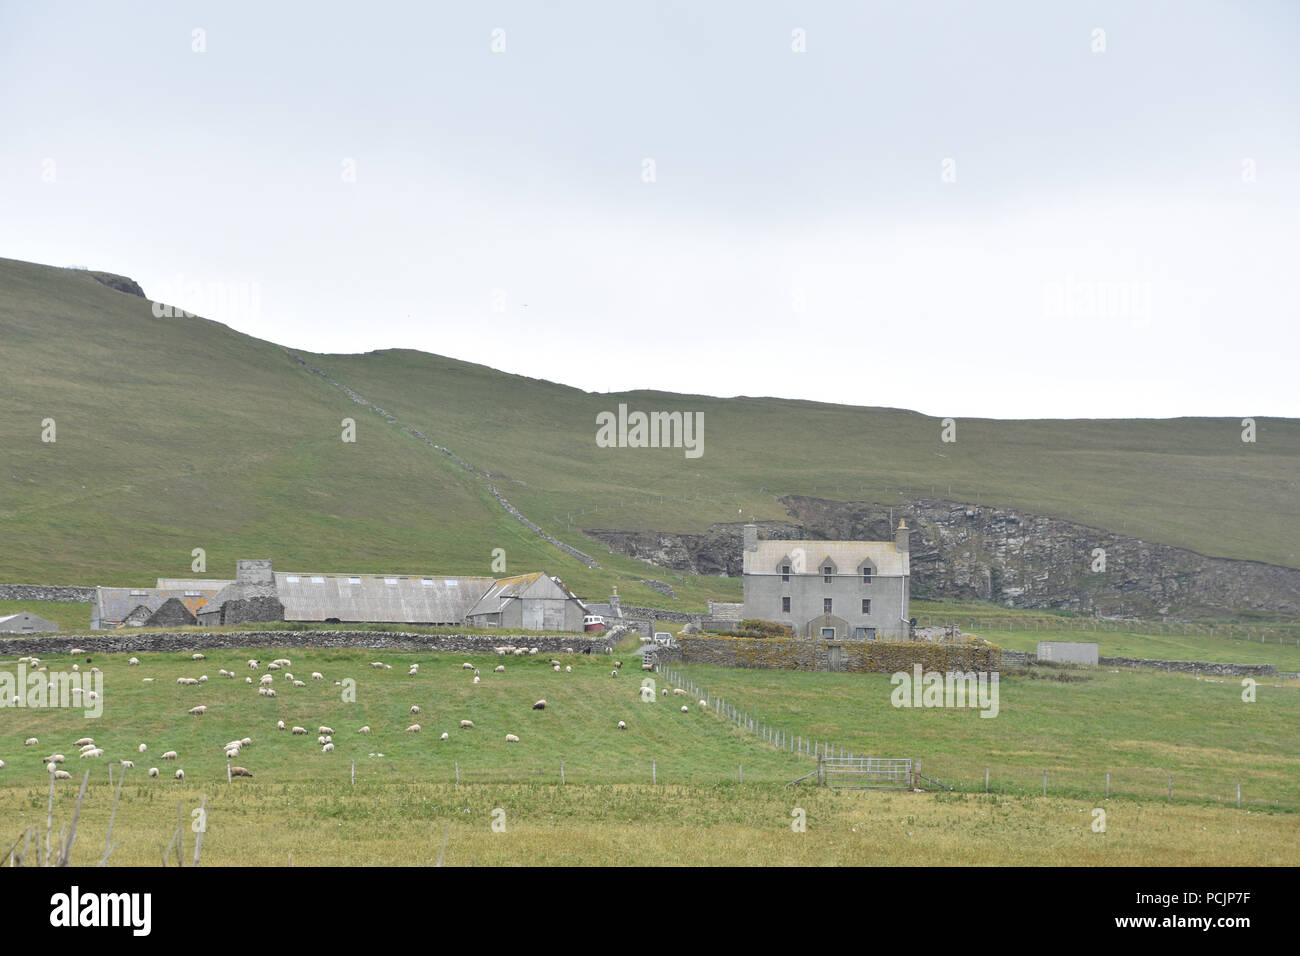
[0,611,61,634]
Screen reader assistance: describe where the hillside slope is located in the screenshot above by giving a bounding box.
[2,257,1297,614]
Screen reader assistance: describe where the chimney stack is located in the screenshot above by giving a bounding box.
[895,519,910,553]
[743,523,758,553]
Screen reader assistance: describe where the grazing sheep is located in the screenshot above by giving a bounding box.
[494,665,505,673]
[505,734,519,743]
[174,769,185,780]
[358,726,371,734]
[405,724,421,733]
[219,669,230,677]
[410,705,421,714]
[225,748,240,759]
[292,680,306,687]
[192,653,205,661]
[128,657,140,666]
[473,676,480,684]
[370,662,385,669]
[79,748,104,758]
[617,720,627,730]
[148,768,159,777]
[241,737,251,747]
[698,699,707,707]
[553,665,560,672]
[24,737,38,747]
[317,736,328,745]
[318,726,334,736]
[54,770,73,780]
[245,677,253,684]
[312,672,324,680]
[162,751,178,760]
[45,754,65,764]
[248,660,259,669]
[259,675,274,686]
[673,688,687,696]
[283,672,294,682]
[230,766,252,777]
[70,647,85,655]
[142,678,155,684]
[460,720,474,730]
[322,743,334,753]
[292,726,307,735]
[564,665,572,673]
[408,665,419,674]
[198,675,208,683]
[611,669,618,677]
[548,659,561,667]
[532,700,546,710]
[257,687,269,697]
[79,744,98,754]
[461,662,473,670]
[265,689,276,698]
[614,661,623,669]
[440,732,449,740]
[87,691,100,701]
[277,720,286,731]
[120,760,134,769]
[0,760,4,769]
[681,705,689,713]
[272,659,291,668]
[138,743,147,753]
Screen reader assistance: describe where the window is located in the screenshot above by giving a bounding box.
[782,597,791,613]
[824,598,832,614]
[781,565,790,582]
[862,599,871,614]
[863,569,872,584]
[184,590,201,597]
[286,576,300,584]
[824,566,833,583]
[348,576,362,585]
[310,576,325,584]
[130,589,147,596]
[421,578,434,587]
[384,577,398,585]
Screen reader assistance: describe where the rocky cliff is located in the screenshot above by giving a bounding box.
[585,495,1300,618]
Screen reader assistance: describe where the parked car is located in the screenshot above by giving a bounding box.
[583,614,606,632]
[653,631,673,646]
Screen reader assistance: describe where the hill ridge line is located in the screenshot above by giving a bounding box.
[286,352,601,569]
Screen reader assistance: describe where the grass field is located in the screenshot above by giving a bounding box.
[981,627,1300,670]
[1,644,1294,865]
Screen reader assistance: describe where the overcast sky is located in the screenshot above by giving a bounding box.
[2,1,1297,418]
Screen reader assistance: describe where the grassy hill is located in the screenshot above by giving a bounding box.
[2,255,1298,610]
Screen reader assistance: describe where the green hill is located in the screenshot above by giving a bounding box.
[1,256,1298,610]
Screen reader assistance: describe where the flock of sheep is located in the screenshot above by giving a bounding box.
[2,645,704,783]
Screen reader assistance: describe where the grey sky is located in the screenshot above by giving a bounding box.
[2,1,1296,417]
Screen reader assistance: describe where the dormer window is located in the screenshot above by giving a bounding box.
[782,565,790,582]
[859,561,875,584]
[824,566,833,583]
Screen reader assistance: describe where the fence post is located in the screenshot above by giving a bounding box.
[560,761,565,786]
[350,760,355,787]
[1106,772,1110,798]
[985,767,989,792]
[652,760,657,785]
[1043,771,1047,796]
[454,761,459,788]
[1236,782,1241,808]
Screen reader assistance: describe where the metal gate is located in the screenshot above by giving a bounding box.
[819,756,913,789]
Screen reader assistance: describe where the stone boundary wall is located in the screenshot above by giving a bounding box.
[0,584,96,602]
[655,635,1000,674]
[0,630,615,657]
[998,648,1276,677]
[620,606,704,624]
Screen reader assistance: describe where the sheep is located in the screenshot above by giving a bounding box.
[128,657,140,666]
[219,668,230,677]
[225,669,239,679]
[24,737,38,747]
[0,760,4,769]
[265,689,276,698]
[257,687,269,697]
[673,688,687,696]
[192,653,205,661]
[79,748,104,758]
[529,648,539,655]
[87,691,100,701]
[162,751,178,760]
[611,669,618,677]
[224,740,243,751]
[681,705,689,713]
[44,754,66,764]
[564,665,572,673]
[148,767,159,777]
[54,770,73,780]
[318,726,334,736]
[292,680,306,687]
[617,720,627,730]
[553,665,560,672]
[505,734,519,743]
[230,766,252,777]
[312,672,324,680]
[267,662,280,671]
[494,665,505,673]
[358,725,371,734]
[317,736,328,745]
[440,732,449,740]
[79,743,98,753]
[277,720,286,731]
[461,662,474,670]
[548,659,561,667]
[90,667,101,674]
[198,675,208,683]
[532,700,546,710]
[460,720,474,730]
[120,759,134,769]
[174,769,185,780]
[473,676,480,684]
[322,743,334,753]
[698,699,708,707]
[408,664,419,675]
[259,675,274,686]
[292,727,307,735]
[248,659,259,669]
[410,705,421,715]
[370,662,385,669]
[271,659,291,668]
[245,677,253,684]
[138,743,147,753]
[225,748,240,759]
[283,672,294,682]
[614,661,623,669]
[69,647,85,655]
[405,724,421,733]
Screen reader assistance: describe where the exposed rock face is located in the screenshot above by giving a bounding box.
[88,271,146,298]
[586,495,1300,618]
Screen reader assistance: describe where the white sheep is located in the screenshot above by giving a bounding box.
[87,691,99,701]
[277,720,286,731]
[312,672,324,680]
[533,700,547,710]
[265,689,276,698]
[71,663,79,672]
[248,659,259,669]
[267,662,280,671]
[698,699,708,707]
[358,726,371,734]
[505,734,519,743]
[553,665,560,672]
[317,736,328,745]
[230,766,252,777]
[460,720,474,730]
[241,736,251,747]
[494,665,505,673]
[45,753,65,764]
[318,726,334,735]
[408,665,419,674]
[120,759,134,769]
[198,675,208,683]
[257,687,269,697]
[406,724,421,733]
[78,743,97,753]
[322,742,334,753]
[54,770,72,780]
[143,678,156,683]
[611,669,618,677]
[24,737,39,747]
[0,760,4,769]
[440,732,449,740]
[138,743,147,753]
[370,662,385,669]
[410,705,421,714]
[219,669,230,677]
[292,726,307,735]
[272,659,291,668]
[617,720,627,730]
[225,748,240,758]
[174,769,185,780]
[128,657,140,666]
[245,677,253,684]
[259,675,274,686]
[564,665,572,673]
[283,672,294,682]
[192,653,205,661]
[461,662,473,670]
[681,705,689,713]
[162,750,178,760]
[473,676,480,684]
[148,767,159,777]
[292,680,306,687]
[79,748,104,758]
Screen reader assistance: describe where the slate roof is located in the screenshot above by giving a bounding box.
[95,587,222,628]
[743,540,908,577]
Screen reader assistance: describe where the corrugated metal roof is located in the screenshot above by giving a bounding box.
[744,540,908,576]
[274,572,495,623]
[156,578,234,590]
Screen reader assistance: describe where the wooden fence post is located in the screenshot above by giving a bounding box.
[1106,772,1110,798]
[652,760,657,785]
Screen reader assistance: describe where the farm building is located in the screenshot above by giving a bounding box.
[195,559,284,627]
[741,521,911,640]
[0,611,60,634]
[92,585,223,629]
[274,572,495,625]
[464,572,588,631]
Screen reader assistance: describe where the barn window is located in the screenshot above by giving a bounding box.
[311,576,325,584]
[384,577,398,585]
[286,575,300,584]
[348,577,362,585]
[421,578,435,587]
